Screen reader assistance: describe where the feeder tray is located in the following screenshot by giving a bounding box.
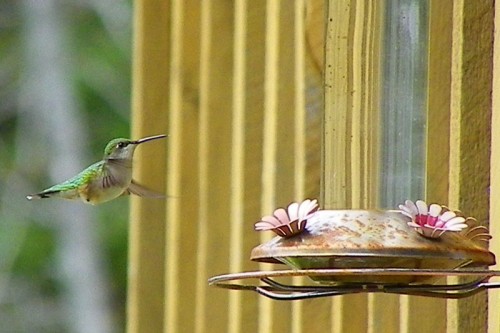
[209,209,499,299]
[251,210,495,284]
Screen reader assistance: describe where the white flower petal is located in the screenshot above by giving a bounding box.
[273,208,290,224]
[297,200,310,218]
[443,223,468,231]
[260,215,281,225]
[428,204,442,217]
[287,202,300,221]
[255,221,277,230]
[416,200,428,215]
[439,210,457,222]
[407,222,421,228]
[443,216,466,226]
[399,199,418,217]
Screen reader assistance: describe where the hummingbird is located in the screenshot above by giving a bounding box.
[26,134,167,205]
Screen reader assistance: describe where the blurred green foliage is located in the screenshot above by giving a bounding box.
[0,0,133,331]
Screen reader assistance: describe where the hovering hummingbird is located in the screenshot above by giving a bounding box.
[27,134,167,205]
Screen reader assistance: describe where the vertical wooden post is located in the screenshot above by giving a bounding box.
[128,1,498,332]
[164,1,201,332]
[128,1,170,333]
[489,1,500,332]
[258,1,298,332]
[194,1,234,332]
[228,3,266,333]
[447,1,494,332]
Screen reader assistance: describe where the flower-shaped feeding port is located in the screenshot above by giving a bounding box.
[254,199,319,237]
[399,200,490,241]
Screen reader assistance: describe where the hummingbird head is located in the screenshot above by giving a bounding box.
[103,134,167,161]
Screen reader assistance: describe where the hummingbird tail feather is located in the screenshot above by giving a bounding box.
[127,180,165,199]
[26,190,60,200]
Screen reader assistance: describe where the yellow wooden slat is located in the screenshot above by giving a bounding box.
[447,1,494,332]
[165,1,201,332]
[196,2,235,333]
[195,2,212,331]
[235,2,266,332]
[489,1,500,332]
[129,1,499,332]
[325,1,360,330]
[323,0,349,210]
[425,0,453,204]
[259,1,297,332]
[303,4,323,201]
[300,34,324,333]
[258,0,280,331]
[291,1,306,332]
[227,1,247,332]
[128,1,169,332]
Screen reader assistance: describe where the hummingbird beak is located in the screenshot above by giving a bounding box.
[133,134,168,145]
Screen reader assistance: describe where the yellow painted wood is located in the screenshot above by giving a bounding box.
[127,1,169,332]
[128,1,500,332]
[323,0,349,209]
[294,2,327,332]
[323,1,384,332]
[291,1,306,332]
[231,3,266,333]
[157,1,319,332]
[227,1,267,332]
[303,4,323,201]
[489,2,500,332]
[259,1,298,332]
[305,0,325,73]
[258,1,280,331]
[164,1,201,332]
[425,0,452,205]
[448,1,494,332]
[228,1,252,332]
[194,2,235,333]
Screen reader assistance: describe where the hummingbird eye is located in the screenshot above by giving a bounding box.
[117,142,128,149]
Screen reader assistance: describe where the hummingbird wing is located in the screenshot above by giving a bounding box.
[125,180,165,199]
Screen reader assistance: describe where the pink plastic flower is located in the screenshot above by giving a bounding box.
[255,199,319,237]
[398,200,468,238]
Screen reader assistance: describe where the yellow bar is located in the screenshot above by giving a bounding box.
[292,1,306,331]
[164,0,183,330]
[259,1,293,332]
[233,2,266,333]
[298,2,329,328]
[128,1,169,332]
[489,0,500,332]
[447,1,494,332]
[196,2,234,333]
[227,0,246,331]
[165,1,202,332]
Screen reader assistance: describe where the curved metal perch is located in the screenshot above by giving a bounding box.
[208,268,500,300]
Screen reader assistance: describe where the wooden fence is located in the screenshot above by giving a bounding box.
[127,1,500,332]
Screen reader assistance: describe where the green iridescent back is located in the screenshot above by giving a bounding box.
[42,160,105,192]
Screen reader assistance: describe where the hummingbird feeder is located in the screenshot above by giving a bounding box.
[208,199,500,300]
